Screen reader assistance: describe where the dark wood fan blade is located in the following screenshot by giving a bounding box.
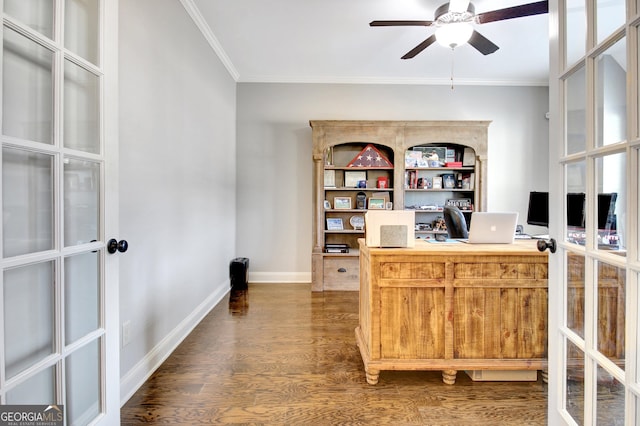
[468,30,499,55]
[475,1,548,24]
[370,20,433,27]
[401,35,437,59]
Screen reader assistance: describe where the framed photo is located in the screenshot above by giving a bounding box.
[344,171,367,188]
[368,197,385,210]
[432,176,443,189]
[323,200,331,209]
[413,146,446,167]
[326,218,344,230]
[333,196,352,209]
[463,147,476,166]
[442,174,456,189]
[324,170,336,187]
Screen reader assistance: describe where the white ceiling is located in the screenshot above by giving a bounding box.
[188,0,550,86]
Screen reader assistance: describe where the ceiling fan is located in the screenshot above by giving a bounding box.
[370,0,548,59]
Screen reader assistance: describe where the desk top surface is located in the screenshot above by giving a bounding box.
[359,238,548,257]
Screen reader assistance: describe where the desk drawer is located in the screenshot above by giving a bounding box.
[323,257,359,291]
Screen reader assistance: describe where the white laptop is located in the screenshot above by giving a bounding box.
[465,212,519,244]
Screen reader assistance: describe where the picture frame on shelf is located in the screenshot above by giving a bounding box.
[432,176,443,189]
[345,171,367,188]
[323,200,331,209]
[324,170,336,187]
[368,198,385,210]
[333,196,352,209]
[326,218,344,231]
[413,146,446,167]
[442,174,456,189]
[463,147,476,166]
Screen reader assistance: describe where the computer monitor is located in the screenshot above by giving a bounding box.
[598,193,617,230]
[566,192,617,230]
[526,191,549,227]
[567,193,586,227]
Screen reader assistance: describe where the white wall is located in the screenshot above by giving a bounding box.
[236,83,550,280]
[118,0,236,402]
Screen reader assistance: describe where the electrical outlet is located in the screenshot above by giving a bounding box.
[122,321,131,347]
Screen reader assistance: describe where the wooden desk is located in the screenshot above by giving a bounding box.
[356,239,548,384]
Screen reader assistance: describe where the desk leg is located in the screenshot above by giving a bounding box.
[365,368,380,385]
[442,370,457,385]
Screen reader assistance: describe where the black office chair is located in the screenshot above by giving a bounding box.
[443,206,469,239]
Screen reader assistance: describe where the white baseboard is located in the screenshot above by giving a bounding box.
[248,271,311,283]
[119,282,230,406]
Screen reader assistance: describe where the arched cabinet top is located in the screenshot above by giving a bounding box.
[310,120,490,160]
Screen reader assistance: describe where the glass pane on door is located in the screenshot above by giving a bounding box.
[64,0,99,65]
[596,0,625,44]
[65,339,101,425]
[596,261,625,369]
[64,60,100,154]
[596,365,624,423]
[2,147,54,257]
[566,68,587,155]
[595,37,627,148]
[566,0,586,67]
[596,153,625,251]
[64,158,100,246]
[2,26,53,144]
[65,251,100,344]
[567,252,585,338]
[566,339,585,424]
[4,0,54,39]
[3,261,54,379]
[566,161,586,244]
[5,366,56,404]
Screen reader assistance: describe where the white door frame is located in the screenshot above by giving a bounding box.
[548,0,639,424]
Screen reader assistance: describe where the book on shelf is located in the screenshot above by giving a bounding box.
[445,161,463,168]
[405,170,417,189]
[324,243,349,253]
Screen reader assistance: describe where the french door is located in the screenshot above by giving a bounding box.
[548,0,639,424]
[0,1,119,425]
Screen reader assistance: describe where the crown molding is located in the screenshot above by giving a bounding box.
[236,75,549,87]
[180,0,240,81]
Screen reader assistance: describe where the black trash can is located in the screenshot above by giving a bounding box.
[230,257,249,290]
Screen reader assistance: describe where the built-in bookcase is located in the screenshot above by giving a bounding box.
[310,120,489,291]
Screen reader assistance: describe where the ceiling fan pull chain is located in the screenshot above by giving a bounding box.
[450,47,455,90]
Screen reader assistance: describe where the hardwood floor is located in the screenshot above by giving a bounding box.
[121,283,547,425]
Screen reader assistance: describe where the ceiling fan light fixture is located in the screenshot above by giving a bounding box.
[435,22,473,48]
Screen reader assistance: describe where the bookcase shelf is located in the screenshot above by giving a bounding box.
[311,120,489,291]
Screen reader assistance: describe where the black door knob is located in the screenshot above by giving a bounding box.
[537,238,556,253]
[107,239,129,254]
